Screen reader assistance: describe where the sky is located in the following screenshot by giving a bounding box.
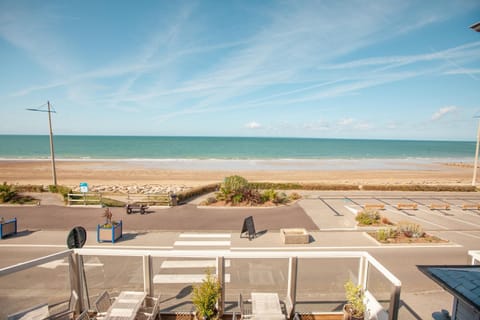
[0,1,480,141]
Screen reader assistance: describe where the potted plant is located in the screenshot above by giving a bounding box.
[192,269,221,320]
[97,208,122,243]
[343,280,365,320]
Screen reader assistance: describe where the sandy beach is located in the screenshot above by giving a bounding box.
[0,159,473,190]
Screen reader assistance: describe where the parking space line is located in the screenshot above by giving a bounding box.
[416,207,480,228]
[384,207,449,230]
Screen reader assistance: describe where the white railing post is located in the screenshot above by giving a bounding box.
[388,285,401,320]
[216,256,225,317]
[143,255,153,297]
[358,255,368,289]
[287,256,298,311]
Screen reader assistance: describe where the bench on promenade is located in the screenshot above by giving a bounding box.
[363,203,385,210]
[396,203,418,210]
[462,203,480,210]
[0,217,17,239]
[429,203,450,210]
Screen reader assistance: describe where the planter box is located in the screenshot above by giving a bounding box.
[0,218,17,239]
[97,221,122,243]
[280,228,310,244]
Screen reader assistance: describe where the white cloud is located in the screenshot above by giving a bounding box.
[432,106,458,120]
[338,118,355,126]
[245,121,262,129]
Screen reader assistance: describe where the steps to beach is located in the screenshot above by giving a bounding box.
[153,233,231,284]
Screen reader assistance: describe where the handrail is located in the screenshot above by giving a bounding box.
[468,250,480,264]
[1,248,401,320]
[0,249,72,277]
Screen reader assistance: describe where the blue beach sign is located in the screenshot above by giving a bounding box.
[80,182,88,193]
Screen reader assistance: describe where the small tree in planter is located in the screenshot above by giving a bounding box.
[97,208,122,243]
[192,269,221,320]
[343,280,365,320]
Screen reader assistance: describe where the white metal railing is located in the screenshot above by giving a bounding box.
[468,250,480,264]
[0,249,401,320]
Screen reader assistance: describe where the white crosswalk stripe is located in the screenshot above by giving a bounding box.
[154,233,232,284]
[161,260,231,268]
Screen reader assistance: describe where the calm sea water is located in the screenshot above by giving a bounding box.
[0,135,474,161]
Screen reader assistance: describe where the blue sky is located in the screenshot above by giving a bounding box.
[0,1,479,140]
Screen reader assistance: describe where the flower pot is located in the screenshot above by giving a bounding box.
[343,304,364,320]
[97,220,122,243]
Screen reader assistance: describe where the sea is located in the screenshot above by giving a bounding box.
[0,135,475,171]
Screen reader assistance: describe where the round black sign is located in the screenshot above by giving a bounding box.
[67,226,87,249]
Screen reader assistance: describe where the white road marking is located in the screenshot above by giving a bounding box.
[153,274,231,284]
[385,207,448,230]
[179,233,231,238]
[161,260,231,268]
[345,205,361,214]
[174,241,231,246]
[454,231,480,240]
[233,243,461,250]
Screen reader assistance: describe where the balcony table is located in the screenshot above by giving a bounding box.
[251,292,285,320]
[104,291,146,320]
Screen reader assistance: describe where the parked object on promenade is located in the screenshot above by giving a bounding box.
[97,208,122,243]
[126,203,148,214]
[0,217,17,239]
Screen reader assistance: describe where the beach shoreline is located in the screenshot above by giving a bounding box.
[0,159,473,191]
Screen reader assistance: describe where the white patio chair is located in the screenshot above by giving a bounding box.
[238,293,253,319]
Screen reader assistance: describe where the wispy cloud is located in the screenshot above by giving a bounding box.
[432,106,458,120]
[245,121,262,129]
[3,0,479,140]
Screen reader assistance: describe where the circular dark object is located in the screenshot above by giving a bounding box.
[67,226,87,249]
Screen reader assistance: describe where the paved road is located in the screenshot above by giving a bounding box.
[1,190,480,319]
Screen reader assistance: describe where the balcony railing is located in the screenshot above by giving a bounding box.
[0,249,401,320]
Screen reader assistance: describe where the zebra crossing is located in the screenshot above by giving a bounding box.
[153,233,232,284]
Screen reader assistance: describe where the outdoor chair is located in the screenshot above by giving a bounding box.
[94,290,113,318]
[48,290,79,320]
[280,295,294,320]
[136,294,160,320]
[75,310,90,320]
[238,293,253,319]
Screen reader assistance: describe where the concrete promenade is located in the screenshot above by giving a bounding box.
[1,190,480,319]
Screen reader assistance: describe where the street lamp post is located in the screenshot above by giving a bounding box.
[27,101,57,186]
[470,22,480,186]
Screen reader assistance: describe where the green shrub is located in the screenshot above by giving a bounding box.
[177,184,219,203]
[0,182,17,203]
[355,210,380,225]
[289,192,302,201]
[274,192,288,204]
[217,175,250,205]
[344,280,365,319]
[376,228,397,241]
[261,189,277,202]
[192,269,221,320]
[48,185,72,201]
[15,184,45,192]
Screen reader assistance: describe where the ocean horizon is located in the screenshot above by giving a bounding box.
[0,135,475,162]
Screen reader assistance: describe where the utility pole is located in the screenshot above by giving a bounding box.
[27,101,57,186]
[470,22,480,186]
